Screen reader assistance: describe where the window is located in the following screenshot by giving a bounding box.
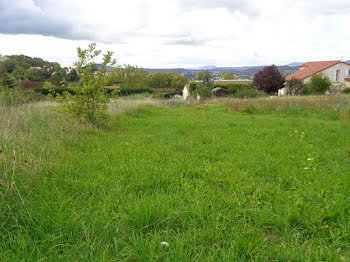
[336,70,340,82]
[347,69,350,76]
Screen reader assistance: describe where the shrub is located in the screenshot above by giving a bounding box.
[189,82,199,93]
[194,84,212,99]
[34,87,76,97]
[253,65,285,94]
[19,80,44,88]
[117,87,153,96]
[306,74,332,94]
[285,78,307,95]
[342,88,350,94]
[154,92,177,99]
[233,88,264,98]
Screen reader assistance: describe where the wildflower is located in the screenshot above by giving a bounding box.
[304,167,309,170]
[161,242,169,247]
[307,158,314,161]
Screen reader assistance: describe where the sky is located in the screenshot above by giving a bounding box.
[0,0,349,68]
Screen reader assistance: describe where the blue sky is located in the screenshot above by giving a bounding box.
[0,0,349,67]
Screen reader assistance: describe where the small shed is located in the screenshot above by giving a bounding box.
[212,87,230,97]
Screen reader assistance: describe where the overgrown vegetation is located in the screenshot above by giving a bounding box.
[1,95,350,261]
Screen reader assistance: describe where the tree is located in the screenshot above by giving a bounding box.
[196,71,213,88]
[55,43,116,125]
[306,74,331,94]
[50,69,67,86]
[285,78,307,95]
[169,73,188,93]
[108,65,148,88]
[194,83,212,99]
[147,72,171,89]
[253,65,285,93]
[222,71,238,80]
[66,69,80,82]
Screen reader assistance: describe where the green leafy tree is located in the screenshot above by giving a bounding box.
[107,65,148,88]
[148,72,171,89]
[169,73,189,93]
[306,74,332,94]
[196,71,214,88]
[222,71,238,80]
[55,43,116,125]
[194,84,212,98]
[24,68,42,81]
[285,78,307,95]
[50,69,67,86]
[66,69,80,82]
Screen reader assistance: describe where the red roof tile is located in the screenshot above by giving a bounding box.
[345,78,350,83]
[286,61,341,81]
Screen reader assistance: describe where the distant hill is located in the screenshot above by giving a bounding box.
[286,62,304,67]
[146,63,300,80]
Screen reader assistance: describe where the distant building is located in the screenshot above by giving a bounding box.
[0,55,9,61]
[212,87,230,97]
[286,60,350,88]
[30,66,42,70]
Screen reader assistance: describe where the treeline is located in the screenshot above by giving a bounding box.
[0,55,79,88]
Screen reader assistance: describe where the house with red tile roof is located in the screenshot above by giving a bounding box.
[0,55,9,61]
[286,60,350,88]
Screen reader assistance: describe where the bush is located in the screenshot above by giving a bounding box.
[233,88,264,98]
[342,88,350,94]
[253,65,285,94]
[154,92,177,99]
[110,87,153,96]
[34,87,76,97]
[189,82,199,93]
[306,74,332,94]
[20,80,44,88]
[194,84,212,99]
[285,78,307,95]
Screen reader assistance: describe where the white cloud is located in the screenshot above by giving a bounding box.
[0,0,348,67]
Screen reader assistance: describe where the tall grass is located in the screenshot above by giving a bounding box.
[1,95,350,261]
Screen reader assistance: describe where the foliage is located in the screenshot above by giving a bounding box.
[66,69,79,82]
[106,65,148,88]
[196,70,214,88]
[154,92,177,99]
[105,87,153,96]
[222,71,238,80]
[169,73,189,93]
[50,69,67,86]
[0,65,15,88]
[19,80,44,88]
[285,78,307,95]
[306,74,332,94]
[147,72,171,89]
[194,84,212,98]
[54,43,116,125]
[342,88,350,94]
[253,65,285,93]
[189,81,199,93]
[233,87,264,98]
[0,86,45,106]
[34,87,76,97]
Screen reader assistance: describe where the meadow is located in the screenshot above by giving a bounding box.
[1,95,350,261]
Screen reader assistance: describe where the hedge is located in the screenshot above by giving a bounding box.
[34,87,154,97]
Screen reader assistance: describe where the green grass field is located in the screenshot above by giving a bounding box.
[1,96,350,261]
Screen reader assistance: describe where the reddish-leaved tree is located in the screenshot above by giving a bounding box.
[253,65,285,94]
